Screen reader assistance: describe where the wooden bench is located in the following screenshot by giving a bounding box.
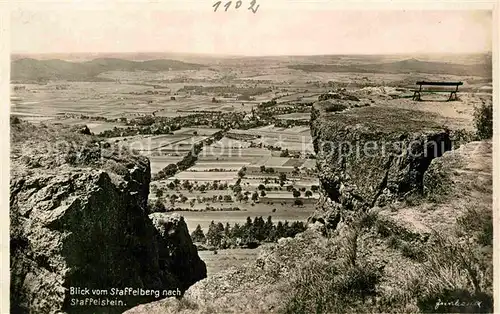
[412,81,463,101]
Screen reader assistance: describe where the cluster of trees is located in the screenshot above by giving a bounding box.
[259,165,275,174]
[274,119,310,128]
[148,196,241,213]
[259,103,311,119]
[154,163,178,180]
[157,179,230,192]
[190,216,307,249]
[98,109,274,138]
[154,131,224,181]
[257,99,277,109]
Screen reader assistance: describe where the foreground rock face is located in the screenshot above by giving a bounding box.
[10,122,206,314]
[309,102,452,228]
[149,213,207,290]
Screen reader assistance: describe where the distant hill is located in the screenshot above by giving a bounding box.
[11,57,205,81]
[288,58,492,77]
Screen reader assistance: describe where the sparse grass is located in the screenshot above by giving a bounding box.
[386,235,426,262]
[404,192,424,207]
[174,298,199,311]
[456,206,492,246]
[283,256,382,314]
[282,226,383,314]
[357,210,378,230]
[399,242,426,262]
[409,232,493,313]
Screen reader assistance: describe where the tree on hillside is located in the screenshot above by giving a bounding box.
[258,184,266,190]
[191,224,206,243]
[251,191,259,202]
[280,149,290,157]
[293,190,301,198]
[233,185,242,194]
[238,168,246,178]
[244,216,253,230]
[279,173,287,184]
[305,190,313,198]
[260,165,266,172]
[182,180,192,190]
[243,217,256,244]
[264,216,276,242]
[224,223,232,237]
[155,189,164,198]
[206,221,223,248]
[151,198,166,213]
[253,216,266,241]
[216,222,225,234]
[311,185,319,193]
[231,223,243,239]
[260,190,266,197]
[276,221,285,239]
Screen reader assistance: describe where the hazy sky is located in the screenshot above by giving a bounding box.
[11,7,492,56]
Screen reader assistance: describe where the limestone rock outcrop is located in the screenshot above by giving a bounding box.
[310,101,452,229]
[10,122,206,314]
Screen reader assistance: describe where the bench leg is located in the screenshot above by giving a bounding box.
[413,91,421,101]
[448,92,457,101]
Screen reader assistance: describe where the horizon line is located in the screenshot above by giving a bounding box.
[10,50,493,58]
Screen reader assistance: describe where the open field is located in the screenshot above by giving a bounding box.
[10,82,266,120]
[172,171,238,182]
[227,126,314,154]
[198,248,260,277]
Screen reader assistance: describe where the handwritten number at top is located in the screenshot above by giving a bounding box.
[248,0,259,13]
[213,0,259,13]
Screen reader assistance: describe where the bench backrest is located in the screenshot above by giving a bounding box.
[416,81,463,86]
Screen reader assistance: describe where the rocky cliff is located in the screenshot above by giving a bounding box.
[10,121,207,314]
[309,100,454,229]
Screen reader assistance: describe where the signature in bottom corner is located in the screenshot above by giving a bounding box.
[435,298,482,310]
